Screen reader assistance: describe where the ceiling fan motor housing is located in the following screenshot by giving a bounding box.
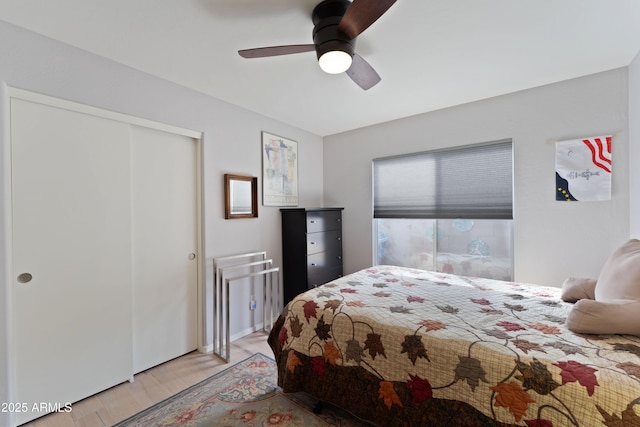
[312,0,355,61]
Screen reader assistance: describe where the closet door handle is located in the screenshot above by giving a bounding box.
[17,273,33,283]
[188,253,196,260]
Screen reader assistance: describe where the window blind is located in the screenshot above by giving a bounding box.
[373,140,513,219]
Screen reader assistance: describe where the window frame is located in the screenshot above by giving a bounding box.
[372,139,514,280]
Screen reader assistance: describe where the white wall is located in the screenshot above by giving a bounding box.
[0,20,323,421]
[0,81,10,427]
[630,51,640,238]
[324,69,630,287]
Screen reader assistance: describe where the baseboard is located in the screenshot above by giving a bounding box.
[230,323,265,342]
[198,323,266,354]
[198,344,214,353]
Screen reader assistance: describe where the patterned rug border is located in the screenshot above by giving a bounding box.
[113,352,275,427]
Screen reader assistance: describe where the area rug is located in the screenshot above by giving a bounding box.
[114,352,372,426]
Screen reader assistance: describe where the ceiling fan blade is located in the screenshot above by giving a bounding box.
[346,53,381,90]
[238,44,315,59]
[337,0,397,40]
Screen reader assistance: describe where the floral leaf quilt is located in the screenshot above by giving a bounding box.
[268,266,640,426]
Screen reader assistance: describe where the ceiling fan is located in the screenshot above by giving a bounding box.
[238,0,397,90]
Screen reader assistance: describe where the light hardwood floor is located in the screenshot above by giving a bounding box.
[21,332,273,427]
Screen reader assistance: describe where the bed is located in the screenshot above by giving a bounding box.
[267,265,640,426]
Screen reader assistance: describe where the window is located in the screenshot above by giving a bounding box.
[373,140,513,280]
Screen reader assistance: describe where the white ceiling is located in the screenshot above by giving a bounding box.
[2,0,640,136]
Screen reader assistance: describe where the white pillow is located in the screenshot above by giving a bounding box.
[566,299,640,336]
[561,277,596,303]
[595,239,640,301]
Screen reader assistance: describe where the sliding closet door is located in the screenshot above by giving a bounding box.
[11,98,133,425]
[11,93,201,424]
[131,126,198,373]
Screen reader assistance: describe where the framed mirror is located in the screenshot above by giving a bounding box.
[224,174,258,219]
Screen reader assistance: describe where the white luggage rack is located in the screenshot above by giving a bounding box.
[212,251,279,362]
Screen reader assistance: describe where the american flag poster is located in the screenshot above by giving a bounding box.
[555,135,612,201]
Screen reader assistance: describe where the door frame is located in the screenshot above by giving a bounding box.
[3,87,206,425]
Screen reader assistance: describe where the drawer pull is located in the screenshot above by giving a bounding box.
[337,256,342,260]
[310,220,316,224]
[337,237,341,241]
[310,263,317,267]
[310,241,316,245]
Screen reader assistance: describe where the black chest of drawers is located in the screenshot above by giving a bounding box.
[280,207,344,306]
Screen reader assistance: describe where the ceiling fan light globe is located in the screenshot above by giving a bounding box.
[318,50,352,74]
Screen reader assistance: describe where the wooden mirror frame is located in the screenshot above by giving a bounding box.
[224,174,258,219]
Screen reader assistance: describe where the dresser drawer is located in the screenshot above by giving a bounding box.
[306,230,342,255]
[307,251,342,280]
[308,264,343,288]
[306,210,342,233]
